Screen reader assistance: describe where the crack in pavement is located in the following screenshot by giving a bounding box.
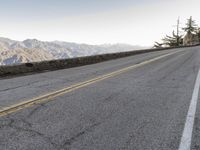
[60,94,140,149]
[61,122,101,149]
[0,80,41,93]
[0,116,59,149]
[26,103,47,118]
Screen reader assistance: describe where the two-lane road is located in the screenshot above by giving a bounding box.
[0,46,200,150]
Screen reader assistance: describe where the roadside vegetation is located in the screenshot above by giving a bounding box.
[154,16,200,48]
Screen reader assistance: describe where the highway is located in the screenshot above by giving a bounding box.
[0,46,200,150]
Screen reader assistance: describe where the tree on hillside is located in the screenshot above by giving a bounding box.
[154,18,183,48]
[175,17,182,46]
[162,30,182,47]
[183,16,198,33]
[154,31,183,48]
[154,42,163,48]
[197,28,200,43]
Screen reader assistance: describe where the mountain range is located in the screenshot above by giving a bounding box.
[0,37,145,66]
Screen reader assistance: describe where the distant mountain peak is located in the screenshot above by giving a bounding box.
[0,37,146,66]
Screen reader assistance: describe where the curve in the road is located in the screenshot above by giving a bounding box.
[0,50,183,117]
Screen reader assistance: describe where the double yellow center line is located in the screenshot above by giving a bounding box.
[0,50,182,117]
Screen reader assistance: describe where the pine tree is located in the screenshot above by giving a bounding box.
[162,30,183,47]
[154,18,183,48]
[154,42,163,48]
[162,31,178,47]
[175,17,183,46]
[154,31,182,48]
[197,28,200,43]
[183,16,198,33]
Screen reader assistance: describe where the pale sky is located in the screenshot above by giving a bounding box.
[0,0,200,46]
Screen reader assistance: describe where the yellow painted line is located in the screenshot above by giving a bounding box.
[0,50,183,117]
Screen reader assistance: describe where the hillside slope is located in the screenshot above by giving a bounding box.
[0,37,144,65]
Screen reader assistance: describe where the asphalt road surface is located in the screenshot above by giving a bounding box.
[0,46,200,150]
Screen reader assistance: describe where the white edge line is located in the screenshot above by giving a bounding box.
[178,69,200,150]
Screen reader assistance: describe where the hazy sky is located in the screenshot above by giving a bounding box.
[0,0,200,46]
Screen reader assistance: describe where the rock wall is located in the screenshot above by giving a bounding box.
[0,46,197,77]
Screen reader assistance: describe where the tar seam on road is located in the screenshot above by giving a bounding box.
[0,50,183,117]
[178,69,200,150]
